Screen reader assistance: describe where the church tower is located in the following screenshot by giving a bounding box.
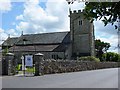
[69,10,95,58]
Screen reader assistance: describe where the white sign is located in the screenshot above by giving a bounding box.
[25,55,33,66]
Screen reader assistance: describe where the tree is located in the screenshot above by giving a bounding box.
[84,2,120,29]
[95,39,110,60]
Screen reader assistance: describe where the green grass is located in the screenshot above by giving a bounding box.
[26,67,35,73]
[16,64,35,74]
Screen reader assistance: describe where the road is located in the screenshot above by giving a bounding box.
[2,68,119,88]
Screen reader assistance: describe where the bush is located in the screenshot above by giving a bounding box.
[102,52,120,62]
[78,56,100,62]
[16,64,22,71]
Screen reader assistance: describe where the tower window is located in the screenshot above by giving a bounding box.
[81,20,82,25]
[79,21,80,25]
[79,20,82,25]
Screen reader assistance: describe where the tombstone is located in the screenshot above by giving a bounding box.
[34,53,43,76]
[4,53,15,75]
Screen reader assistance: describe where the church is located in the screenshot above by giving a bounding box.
[2,10,95,60]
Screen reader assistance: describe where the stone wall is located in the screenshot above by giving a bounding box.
[39,60,118,75]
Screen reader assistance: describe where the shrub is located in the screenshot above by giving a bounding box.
[102,52,120,62]
[78,56,100,62]
[16,64,22,71]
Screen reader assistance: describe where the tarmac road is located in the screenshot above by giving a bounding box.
[2,68,119,88]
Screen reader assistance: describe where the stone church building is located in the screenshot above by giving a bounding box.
[2,10,95,60]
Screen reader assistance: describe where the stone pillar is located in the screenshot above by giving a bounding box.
[6,53,15,75]
[34,53,43,76]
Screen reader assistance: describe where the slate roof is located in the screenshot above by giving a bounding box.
[9,45,59,52]
[2,37,18,46]
[15,31,70,45]
[3,31,71,52]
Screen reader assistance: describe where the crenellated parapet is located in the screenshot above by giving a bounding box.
[69,9,85,19]
[70,10,81,14]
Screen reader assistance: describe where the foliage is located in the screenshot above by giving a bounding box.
[102,52,120,62]
[2,47,8,56]
[16,64,35,74]
[79,56,100,62]
[84,2,120,29]
[26,67,35,73]
[95,39,110,60]
[16,64,22,71]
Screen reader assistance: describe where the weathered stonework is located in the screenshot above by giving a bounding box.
[39,60,118,75]
[69,10,95,58]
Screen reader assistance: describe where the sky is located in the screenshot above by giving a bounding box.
[0,0,119,53]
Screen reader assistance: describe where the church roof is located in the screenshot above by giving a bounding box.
[9,45,59,52]
[2,37,18,46]
[2,32,70,46]
[14,31,70,45]
[7,31,71,52]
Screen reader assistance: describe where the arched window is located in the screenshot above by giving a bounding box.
[79,20,82,25]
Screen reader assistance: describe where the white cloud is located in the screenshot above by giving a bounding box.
[95,30,118,53]
[16,21,46,34]
[94,19,118,53]
[16,15,24,20]
[0,28,8,44]
[7,29,19,36]
[0,0,12,12]
[0,28,19,44]
[0,28,4,33]
[15,0,85,34]
[16,22,29,30]
[70,2,85,11]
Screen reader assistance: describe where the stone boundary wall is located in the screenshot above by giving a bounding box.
[39,60,119,75]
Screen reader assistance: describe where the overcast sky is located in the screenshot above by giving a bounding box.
[0,0,119,53]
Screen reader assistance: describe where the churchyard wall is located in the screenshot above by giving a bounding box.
[39,59,119,75]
